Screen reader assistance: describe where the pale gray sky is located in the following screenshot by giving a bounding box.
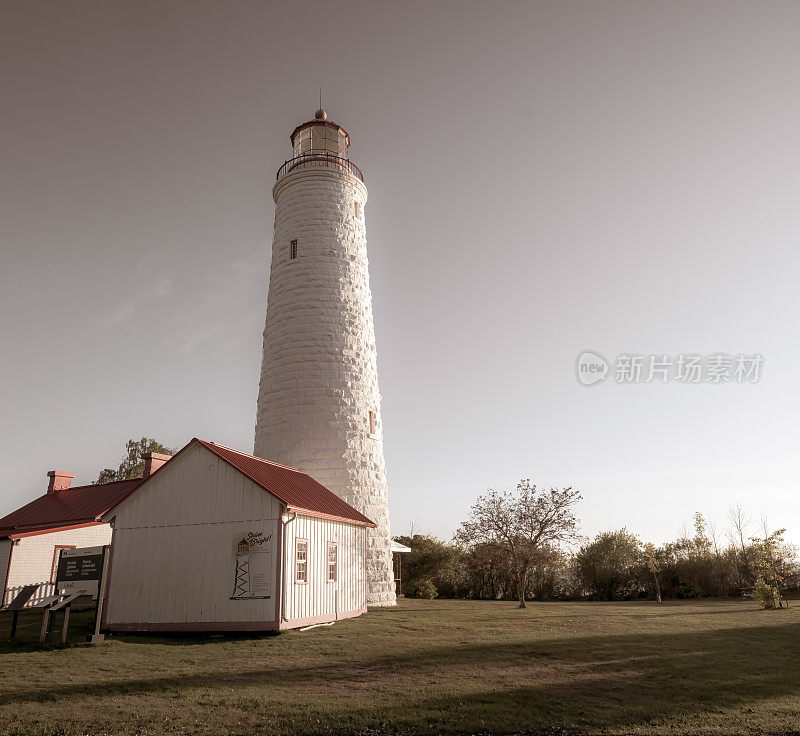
[1,0,798,546]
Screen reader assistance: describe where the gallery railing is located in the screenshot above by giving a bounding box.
[276,153,364,182]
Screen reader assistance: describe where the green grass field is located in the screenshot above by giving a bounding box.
[1,598,799,735]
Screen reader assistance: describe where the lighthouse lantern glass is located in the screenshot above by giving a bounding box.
[293,124,348,159]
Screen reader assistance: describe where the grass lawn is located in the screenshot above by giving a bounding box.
[0,598,799,735]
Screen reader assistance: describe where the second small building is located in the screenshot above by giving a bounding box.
[100,438,374,632]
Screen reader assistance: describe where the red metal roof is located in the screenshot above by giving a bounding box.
[2,440,375,536]
[194,440,375,527]
[289,118,350,147]
[0,478,144,539]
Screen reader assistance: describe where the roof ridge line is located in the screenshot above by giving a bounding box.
[18,476,145,501]
[199,439,305,473]
[68,477,145,490]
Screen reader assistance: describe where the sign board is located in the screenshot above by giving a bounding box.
[231,529,272,600]
[55,546,106,597]
[3,584,39,611]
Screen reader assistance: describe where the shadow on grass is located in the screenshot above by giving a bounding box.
[0,609,280,652]
[2,621,800,733]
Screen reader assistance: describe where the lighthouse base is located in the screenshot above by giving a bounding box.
[367,583,397,607]
[366,540,397,606]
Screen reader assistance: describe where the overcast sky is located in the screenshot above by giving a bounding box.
[1,0,798,547]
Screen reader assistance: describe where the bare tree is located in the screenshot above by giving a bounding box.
[707,520,722,558]
[455,480,582,608]
[727,503,751,552]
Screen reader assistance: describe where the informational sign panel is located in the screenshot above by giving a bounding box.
[55,546,106,597]
[231,529,272,600]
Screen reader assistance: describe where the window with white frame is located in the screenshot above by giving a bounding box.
[354,201,362,219]
[296,538,308,583]
[290,239,298,260]
[368,410,377,436]
[327,542,337,582]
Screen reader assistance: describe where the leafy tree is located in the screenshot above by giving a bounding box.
[527,545,573,600]
[393,534,461,599]
[95,437,175,484]
[455,481,581,608]
[750,527,797,608]
[461,540,516,600]
[642,542,663,603]
[657,512,738,598]
[693,512,712,554]
[575,529,642,601]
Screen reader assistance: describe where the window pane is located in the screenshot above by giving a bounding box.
[296,538,308,584]
[296,538,308,583]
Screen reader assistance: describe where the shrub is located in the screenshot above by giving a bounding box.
[753,578,780,609]
[406,578,437,599]
[575,529,643,600]
[395,535,462,598]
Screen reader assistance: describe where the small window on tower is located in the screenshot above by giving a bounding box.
[354,201,362,219]
[368,410,377,437]
[290,240,298,260]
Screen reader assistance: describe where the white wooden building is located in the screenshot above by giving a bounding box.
[0,460,169,606]
[100,438,374,632]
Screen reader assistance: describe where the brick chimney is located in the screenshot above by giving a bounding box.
[47,471,75,494]
[143,452,171,479]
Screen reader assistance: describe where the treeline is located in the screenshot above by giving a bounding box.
[396,508,799,606]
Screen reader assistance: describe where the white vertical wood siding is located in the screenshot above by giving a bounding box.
[105,444,281,627]
[3,524,112,605]
[283,514,367,624]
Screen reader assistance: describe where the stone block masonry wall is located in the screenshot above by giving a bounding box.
[254,166,395,606]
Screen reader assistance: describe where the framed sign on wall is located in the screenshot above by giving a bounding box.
[231,529,273,600]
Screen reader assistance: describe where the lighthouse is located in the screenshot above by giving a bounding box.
[254,109,396,606]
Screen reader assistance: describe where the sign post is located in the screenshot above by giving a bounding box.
[2,584,39,639]
[88,546,110,643]
[50,545,110,645]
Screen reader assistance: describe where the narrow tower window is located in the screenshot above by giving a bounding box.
[289,240,298,260]
[368,410,377,437]
[296,538,308,583]
[354,201,362,219]
[327,542,338,582]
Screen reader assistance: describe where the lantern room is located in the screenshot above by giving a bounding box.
[290,109,350,159]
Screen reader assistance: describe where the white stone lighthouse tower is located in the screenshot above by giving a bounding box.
[254,109,396,606]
